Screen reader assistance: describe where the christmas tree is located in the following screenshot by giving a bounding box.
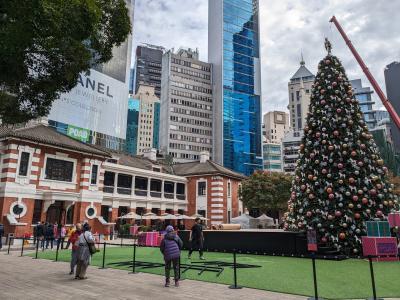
[284,39,399,255]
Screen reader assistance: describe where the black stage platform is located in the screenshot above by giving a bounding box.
[178,229,308,256]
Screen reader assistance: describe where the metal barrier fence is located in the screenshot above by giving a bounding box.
[3,236,399,300]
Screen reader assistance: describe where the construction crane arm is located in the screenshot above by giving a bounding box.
[329,15,400,130]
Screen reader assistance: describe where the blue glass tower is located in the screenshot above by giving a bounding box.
[209,0,262,175]
[125,97,140,155]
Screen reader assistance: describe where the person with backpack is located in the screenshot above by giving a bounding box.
[45,223,54,249]
[36,222,45,249]
[160,225,183,287]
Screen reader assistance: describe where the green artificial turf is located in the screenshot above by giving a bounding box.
[28,246,400,299]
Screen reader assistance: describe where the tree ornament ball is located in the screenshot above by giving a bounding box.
[352,195,359,202]
[376,183,382,190]
[308,175,313,180]
[335,211,342,217]
[328,145,334,151]
[342,223,348,228]
[321,236,327,243]
[322,169,327,174]
[358,161,364,167]
[360,144,366,149]
[339,232,346,240]
[338,163,343,169]
[370,189,377,196]
[338,179,344,184]
[326,187,333,194]
[377,159,384,166]
[354,213,361,219]
[351,151,357,157]
[306,211,312,217]
[348,203,354,209]
[333,130,339,137]
[366,209,371,214]
[309,194,315,199]
[301,185,306,191]
[376,210,383,217]
[322,140,327,144]
[328,215,334,220]
[327,173,332,179]
[383,200,388,206]
[313,176,318,181]
[349,177,355,184]
[325,59,331,64]
[329,193,335,200]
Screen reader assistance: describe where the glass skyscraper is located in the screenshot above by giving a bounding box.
[125,97,140,155]
[209,0,262,176]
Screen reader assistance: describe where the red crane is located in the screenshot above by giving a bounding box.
[329,15,400,130]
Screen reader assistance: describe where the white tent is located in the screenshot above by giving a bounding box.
[250,214,275,229]
[117,212,141,219]
[230,214,254,229]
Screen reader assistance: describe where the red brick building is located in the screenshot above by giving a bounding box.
[173,152,246,225]
[0,125,245,236]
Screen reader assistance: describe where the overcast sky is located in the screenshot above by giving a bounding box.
[132,0,400,114]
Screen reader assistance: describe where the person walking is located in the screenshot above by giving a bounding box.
[60,225,67,249]
[0,222,4,250]
[75,224,95,280]
[36,222,45,250]
[188,218,205,260]
[45,223,54,249]
[68,223,82,275]
[160,225,183,287]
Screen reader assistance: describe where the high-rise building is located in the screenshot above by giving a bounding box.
[262,143,283,172]
[282,131,302,174]
[48,0,134,151]
[128,85,160,155]
[125,95,140,155]
[288,58,315,134]
[133,44,165,98]
[208,0,263,176]
[159,48,213,162]
[350,79,376,129]
[384,61,400,151]
[129,68,135,94]
[263,111,289,143]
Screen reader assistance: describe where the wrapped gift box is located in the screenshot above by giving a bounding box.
[366,221,391,237]
[362,236,398,261]
[388,213,400,228]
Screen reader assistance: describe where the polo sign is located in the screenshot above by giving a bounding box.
[67,125,90,143]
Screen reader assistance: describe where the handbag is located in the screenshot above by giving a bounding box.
[83,232,97,255]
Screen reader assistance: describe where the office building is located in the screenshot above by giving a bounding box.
[263,143,283,172]
[128,85,160,155]
[288,58,315,134]
[209,0,263,176]
[159,48,213,162]
[263,111,289,143]
[48,0,134,151]
[125,95,140,155]
[133,44,164,98]
[385,61,400,152]
[129,68,135,94]
[282,131,302,174]
[350,79,376,129]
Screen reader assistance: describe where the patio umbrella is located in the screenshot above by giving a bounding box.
[117,212,141,219]
[141,212,158,220]
[190,214,208,221]
[175,214,192,220]
[159,213,177,220]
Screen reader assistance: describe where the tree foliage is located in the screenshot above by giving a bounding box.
[240,171,293,213]
[0,0,131,124]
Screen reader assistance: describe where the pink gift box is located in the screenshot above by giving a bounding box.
[362,236,398,257]
[388,213,400,228]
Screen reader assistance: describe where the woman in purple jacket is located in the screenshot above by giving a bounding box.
[160,225,183,287]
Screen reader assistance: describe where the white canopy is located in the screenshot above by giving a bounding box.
[231,214,254,229]
[159,213,177,220]
[175,214,193,220]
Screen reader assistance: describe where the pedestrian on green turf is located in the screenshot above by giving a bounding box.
[188,218,205,260]
[160,225,183,287]
[75,223,95,280]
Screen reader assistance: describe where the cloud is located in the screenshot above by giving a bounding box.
[132,0,400,113]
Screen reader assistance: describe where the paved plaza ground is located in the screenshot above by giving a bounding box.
[0,253,307,300]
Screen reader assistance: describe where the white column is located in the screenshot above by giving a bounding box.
[131,176,135,196]
[113,172,118,195]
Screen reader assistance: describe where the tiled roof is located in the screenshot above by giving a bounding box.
[0,124,110,157]
[172,160,247,180]
[290,65,314,80]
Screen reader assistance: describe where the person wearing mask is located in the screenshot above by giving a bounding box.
[188,218,205,260]
[160,225,183,287]
[0,222,4,250]
[68,223,82,275]
[75,223,95,279]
